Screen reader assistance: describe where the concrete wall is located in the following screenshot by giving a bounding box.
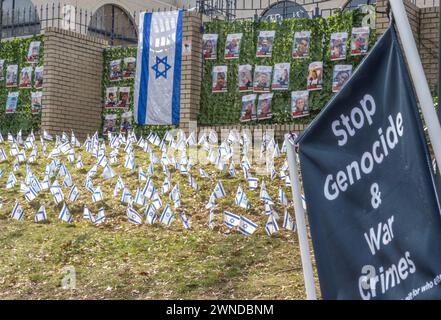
[42,27,107,139]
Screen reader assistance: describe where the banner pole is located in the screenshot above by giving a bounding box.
[285,136,317,300]
[389,0,441,168]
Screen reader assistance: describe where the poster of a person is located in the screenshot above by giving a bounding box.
[122,57,136,79]
[120,111,133,133]
[224,33,242,59]
[19,67,33,89]
[292,31,311,59]
[307,61,323,91]
[238,64,253,92]
[332,64,353,93]
[330,32,348,61]
[256,30,275,57]
[253,66,272,93]
[34,66,44,89]
[0,60,4,81]
[27,41,41,64]
[105,87,118,108]
[203,34,218,60]
[350,27,370,56]
[109,59,122,81]
[103,114,117,135]
[240,94,257,122]
[257,93,273,120]
[272,63,290,90]
[117,87,131,109]
[291,90,310,119]
[31,91,43,114]
[5,92,19,114]
[6,65,18,88]
[212,66,228,93]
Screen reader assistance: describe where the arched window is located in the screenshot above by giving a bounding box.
[88,4,137,45]
[342,0,377,10]
[1,0,40,39]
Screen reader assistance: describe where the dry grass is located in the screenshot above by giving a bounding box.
[0,136,320,299]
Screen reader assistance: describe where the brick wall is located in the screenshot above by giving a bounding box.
[180,12,203,134]
[42,27,107,139]
[419,6,439,87]
[376,0,439,88]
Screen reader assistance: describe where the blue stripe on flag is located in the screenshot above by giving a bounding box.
[171,10,183,125]
[138,13,152,125]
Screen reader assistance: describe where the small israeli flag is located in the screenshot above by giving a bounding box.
[113,176,125,197]
[102,164,116,180]
[134,188,146,206]
[159,204,175,226]
[25,186,38,203]
[20,182,30,193]
[127,206,143,225]
[92,186,104,203]
[0,147,7,162]
[224,211,241,228]
[229,162,237,177]
[67,148,75,162]
[265,214,279,236]
[142,178,156,199]
[11,201,24,220]
[235,186,250,210]
[283,209,296,232]
[87,165,98,178]
[83,205,93,222]
[97,154,108,168]
[145,204,157,224]
[239,215,258,235]
[213,180,226,199]
[260,182,273,204]
[278,188,288,206]
[188,175,199,190]
[94,208,106,225]
[161,177,171,194]
[199,168,210,179]
[138,165,148,181]
[68,185,79,203]
[59,203,73,223]
[180,212,191,229]
[205,193,216,209]
[35,205,47,222]
[41,174,50,190]
[9,143,19,156]
[85,177,95,193]
[121,188,133,205]
[170,184,181,208]
[151,191,163,210]
[63,173,73,188]
[208,208,215,229]
[124,153,136,170]
[6,172,17,189]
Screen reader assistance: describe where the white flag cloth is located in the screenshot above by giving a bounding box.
[127,206,143,225]
[160,204,175,226]
[283,209,296,232]
[121,188,133,205]
[239,215,258,235]
[235,186,250,209]
[213,180,226,199]
[35,205,47,222]
[68,185,79,202]
[59,203,73,223]
[83,205,94,222]
[208,208,215,229]
[134,10,183,125]
[180,212,191,229]
[223,211,240,228]
[278,188,288,206]
[145,204,157,224]
[6,172,17,189]
[92,186,104,203]
[94,208,106,225]
[265,214,279,236]
[102,164,116,180]
[11,201,24,220]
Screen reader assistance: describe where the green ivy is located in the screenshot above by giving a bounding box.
[102,47,176,138]
[0,35,44,135]
[199,9,376,125]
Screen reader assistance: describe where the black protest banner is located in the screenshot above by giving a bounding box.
[296,25,441,300]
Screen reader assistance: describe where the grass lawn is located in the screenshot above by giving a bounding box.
[0,133,320,299]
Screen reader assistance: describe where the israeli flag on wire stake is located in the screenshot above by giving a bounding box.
[134,10,183,125]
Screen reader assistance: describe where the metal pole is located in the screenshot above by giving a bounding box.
[285,136,317,300]
[390,0,441,171]
[438,2,441,119]
[0,0,3,42]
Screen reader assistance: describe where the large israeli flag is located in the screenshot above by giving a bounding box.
[134,10,183,125]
